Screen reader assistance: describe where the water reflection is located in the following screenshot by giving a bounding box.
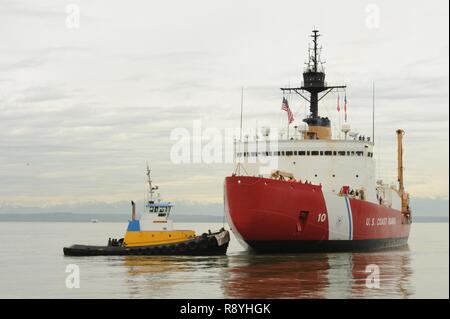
[223,247,413,298]
[121,247,413,298]
[123,256,230,298]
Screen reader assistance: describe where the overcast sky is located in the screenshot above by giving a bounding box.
[0,0,448,211]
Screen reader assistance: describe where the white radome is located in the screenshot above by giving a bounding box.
[297,122,309,133]
[341,123,351,134]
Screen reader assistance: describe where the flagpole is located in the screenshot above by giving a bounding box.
[372,81,375,144]
[338,93,341,139]
[287,95,289,140]
[240,87,244,141]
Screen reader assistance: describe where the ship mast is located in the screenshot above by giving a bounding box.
[146,164,158,202]
[281,29,346,139]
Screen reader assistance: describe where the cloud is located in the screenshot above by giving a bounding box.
[0,0,448,206]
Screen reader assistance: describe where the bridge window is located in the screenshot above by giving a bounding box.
[324,151,332,156]
[338,151,346,156]
[286,151,293,156]
[311,151,319,156]
[299,151,306,156]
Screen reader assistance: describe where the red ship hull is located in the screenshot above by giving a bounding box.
[225,176,411,253]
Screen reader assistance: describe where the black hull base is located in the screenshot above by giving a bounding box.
[246,237,409,253]
[64,230,230,257]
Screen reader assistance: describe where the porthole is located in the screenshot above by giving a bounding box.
[332,174,335,177]
[356,174,359,178]
[314,174,318,177]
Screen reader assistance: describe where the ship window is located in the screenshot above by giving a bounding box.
[314,174,318,177]
[324,151,332,156]
[299,151,306,156]
[266,151,270,156]
[286,151,293,156]
[351,151,355,156]
[149,207,154,212]
[311,151,319,156]
[347,151,351,156]
[294,151,298,155]
[320,151,323,155]
[307,151,310,156]
[356,174,359,178]
[333,151,337,156]
[282,151,285,156]
[332,174,335,177]
[356,151,364,156]
[158,213,166,217]
[338,151,346,156]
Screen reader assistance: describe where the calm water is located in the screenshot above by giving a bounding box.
[0,222,447,298]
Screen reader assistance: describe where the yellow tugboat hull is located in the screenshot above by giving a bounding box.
[124,230,196,247]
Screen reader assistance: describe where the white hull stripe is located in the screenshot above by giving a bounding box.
[344,196,353,240]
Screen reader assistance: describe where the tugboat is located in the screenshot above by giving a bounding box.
[225,30,412,253]
[64,166,230,256]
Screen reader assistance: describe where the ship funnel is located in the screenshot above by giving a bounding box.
[396,129,405,194]
[131,200,136,220]
[396,129,410,215]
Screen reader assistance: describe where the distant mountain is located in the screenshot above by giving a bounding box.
[0,212,224,223]
[0,197,447,222]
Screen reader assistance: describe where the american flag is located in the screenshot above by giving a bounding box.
[337,94,341,112]
[281,97,294,124]
[344,94,347,122]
